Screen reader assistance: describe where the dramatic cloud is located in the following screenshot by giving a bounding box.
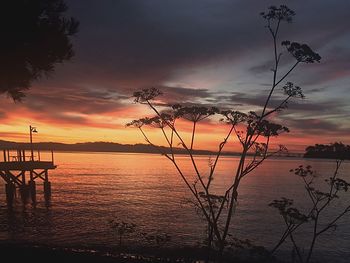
[1,0,349,149]
[24,86,129,114]
[52,0,350,94]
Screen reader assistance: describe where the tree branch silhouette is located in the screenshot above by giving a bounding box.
[0,0,79,101]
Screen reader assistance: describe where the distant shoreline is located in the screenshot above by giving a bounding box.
[2,140,347,160]
[0,139,237,156]
[0,139,304,158]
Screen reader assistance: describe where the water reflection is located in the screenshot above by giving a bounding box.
[0,152,349,262]
[0,202,53,241]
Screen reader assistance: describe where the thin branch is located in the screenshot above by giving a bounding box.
[316,205,350,236]
[262,94,292,118]
[274,61,299,88]
[190,121,197,151]
[138,127,171,161]
[207,124,235,189]
[233,126,245,146]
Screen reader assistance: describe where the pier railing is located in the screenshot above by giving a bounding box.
[1,149,54,163]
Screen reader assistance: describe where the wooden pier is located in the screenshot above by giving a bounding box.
[0,149,56,205]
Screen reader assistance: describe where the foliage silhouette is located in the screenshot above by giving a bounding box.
[304,142,350,160]
[0,0,79,101]
[127,5,320,260]
[270,150,350,263]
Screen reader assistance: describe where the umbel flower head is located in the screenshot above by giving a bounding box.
[282,41,321,63]
[260,5,295,23]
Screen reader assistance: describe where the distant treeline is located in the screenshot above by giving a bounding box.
[0,140,238,156]
[304,142,350,160]
[7,140,348,159]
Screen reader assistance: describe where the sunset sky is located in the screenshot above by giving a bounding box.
[0,0,349,152]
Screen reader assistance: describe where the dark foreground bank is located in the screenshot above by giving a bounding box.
[0,243,279,263]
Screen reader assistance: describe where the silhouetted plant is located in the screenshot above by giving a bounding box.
[127,5,320,258]
[0,0,79,101]
[109,219,137,247]
[270,156,350,263]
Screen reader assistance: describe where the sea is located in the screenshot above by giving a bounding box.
[0,152,349,262]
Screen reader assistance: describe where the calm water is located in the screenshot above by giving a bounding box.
[0,152,349,262]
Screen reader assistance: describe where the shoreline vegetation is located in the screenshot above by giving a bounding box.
[0,242,278,263]
[0,140,303,157]
[304,142,350,160]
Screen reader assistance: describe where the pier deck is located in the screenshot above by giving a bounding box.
[0,161,56,171]
[0,149,56,205]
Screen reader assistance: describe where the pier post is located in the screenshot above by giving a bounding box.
[44,170,51,200]
[5,183,15,206]
[19,170,29,203]
[44,181,51,200]
[20,184,30,204]
[29,171,36,203]
[29,180,36,203]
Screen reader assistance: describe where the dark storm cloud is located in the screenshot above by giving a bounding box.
[228,91,347,114]
[297,47,350,86]
[250,44,350,88]
[157,86,213,103]
[24,86,129,114]
[283,117,350,136]
[39,0,350,97]
[9,0,348,135]
[249,60,275,75]
[59,1,298,90]
[57,0,268,93]
[24,84,215,117]
[219,89,350,139]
